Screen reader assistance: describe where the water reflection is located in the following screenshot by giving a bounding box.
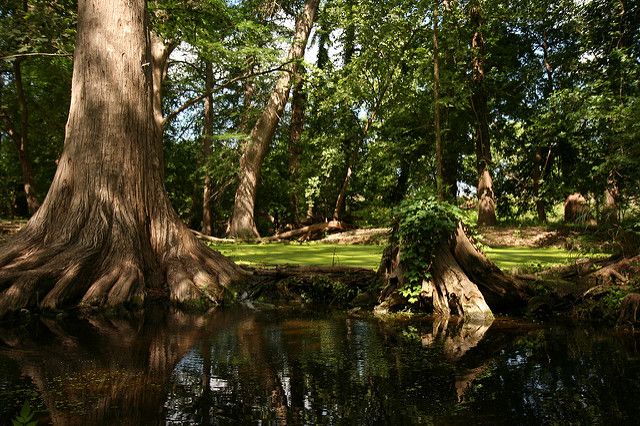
[1,309,640,424]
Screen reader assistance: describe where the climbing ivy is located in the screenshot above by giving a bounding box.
[394,196,464,302]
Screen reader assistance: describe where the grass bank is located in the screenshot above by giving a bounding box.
[209,242,605,272]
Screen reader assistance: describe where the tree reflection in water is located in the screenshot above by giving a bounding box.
[1,309,640,424]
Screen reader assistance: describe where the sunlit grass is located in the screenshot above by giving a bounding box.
[209,243,385,270]
[210,242,607,272]
[484,246,606,272]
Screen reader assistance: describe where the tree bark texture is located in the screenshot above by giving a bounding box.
[379,224,528,320]
[0,0,244,317]
[12,59,40,214]
[532,147,548,222]
[564,193,589,223]
[288,67,306,225]
[433,0,444,201]
[228,0,319,239]
[603,172,620,225]
[202,61,215,235]
[470,2,497,226]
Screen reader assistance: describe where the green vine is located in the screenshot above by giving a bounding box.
[394,196,464,303]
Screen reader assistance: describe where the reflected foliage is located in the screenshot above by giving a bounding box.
[1,310,640,424]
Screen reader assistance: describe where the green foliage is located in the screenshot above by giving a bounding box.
[12,401,37,426]
[394,196,463,303]
[574,285,632,324]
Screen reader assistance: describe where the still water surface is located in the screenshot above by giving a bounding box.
[1,308,639,425]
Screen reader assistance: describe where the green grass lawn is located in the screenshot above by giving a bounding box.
[210,243,384,270]
[209,242,605,271]
[484,247,605,272]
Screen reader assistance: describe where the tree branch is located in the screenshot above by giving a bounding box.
[162,61,297,126]
[0,52,72,61]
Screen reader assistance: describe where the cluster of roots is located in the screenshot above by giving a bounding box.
[0,220,245,317]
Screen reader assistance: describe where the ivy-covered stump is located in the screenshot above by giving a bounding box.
[378,197,529,321]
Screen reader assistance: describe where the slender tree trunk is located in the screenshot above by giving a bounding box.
[333,164,353,221]
[433,0,444,201]
[238,66,257,135]
[470,1,496,226]
[202,61,215,235]
[532,147,548,222]
[12,59,40,214]
[150,33,176,171]
[332,115,375,221]
[0,0,243,317]
[228,0,319,239]
[288,67,306,226]
[603,172,620,225]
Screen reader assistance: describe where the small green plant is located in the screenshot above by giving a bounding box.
[394,196,464,303]
[12,401,37,426]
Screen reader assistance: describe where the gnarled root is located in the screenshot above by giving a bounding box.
[0,219,246,317]
[618,293,640,326]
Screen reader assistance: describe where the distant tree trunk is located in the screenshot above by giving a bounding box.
[288,67,306,226]
[202,61,215,235]
[531,148,547,222]
[332,115,375,221]
[564,193,589,223]
[470,1,496,226]
[228,0,319,239]
[433,0,444,201]
[150,33,176,169]
[0,0,243,317]
[332,157,353,221]
[238,67,257,135]
[12,59,40,215]
[602,172,620,225]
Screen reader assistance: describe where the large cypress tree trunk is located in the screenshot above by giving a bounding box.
[228,0,319,239]
[470,1,496,226]
[0,0,244,317]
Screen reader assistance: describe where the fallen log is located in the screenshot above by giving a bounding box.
[265,220,350,241]
[190,229,235,244]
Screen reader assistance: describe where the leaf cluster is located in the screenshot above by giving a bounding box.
[394,195,463,302]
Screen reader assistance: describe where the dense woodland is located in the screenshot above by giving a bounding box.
[0,0,639,318]
[2,0,638,232]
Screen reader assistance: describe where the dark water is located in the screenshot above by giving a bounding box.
[1,308,639,425]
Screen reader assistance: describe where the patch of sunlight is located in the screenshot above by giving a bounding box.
[209,243,384,270]
[484,247,608,271]
[210,243,607,273]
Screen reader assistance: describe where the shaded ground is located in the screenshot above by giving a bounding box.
[478,226,566,248]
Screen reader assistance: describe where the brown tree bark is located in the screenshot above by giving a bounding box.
[228,0,319,239]
[288,67,306,226]
[532,147,548,222]
[433,0,444,201]
[11,59,40,214]
[603,173,620,225]
[202,61,215,235]
[379,224,529,320]
[150,32,176,169]
[470,1,496,226]
[0,0,244,317]
[564,193,589,223]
